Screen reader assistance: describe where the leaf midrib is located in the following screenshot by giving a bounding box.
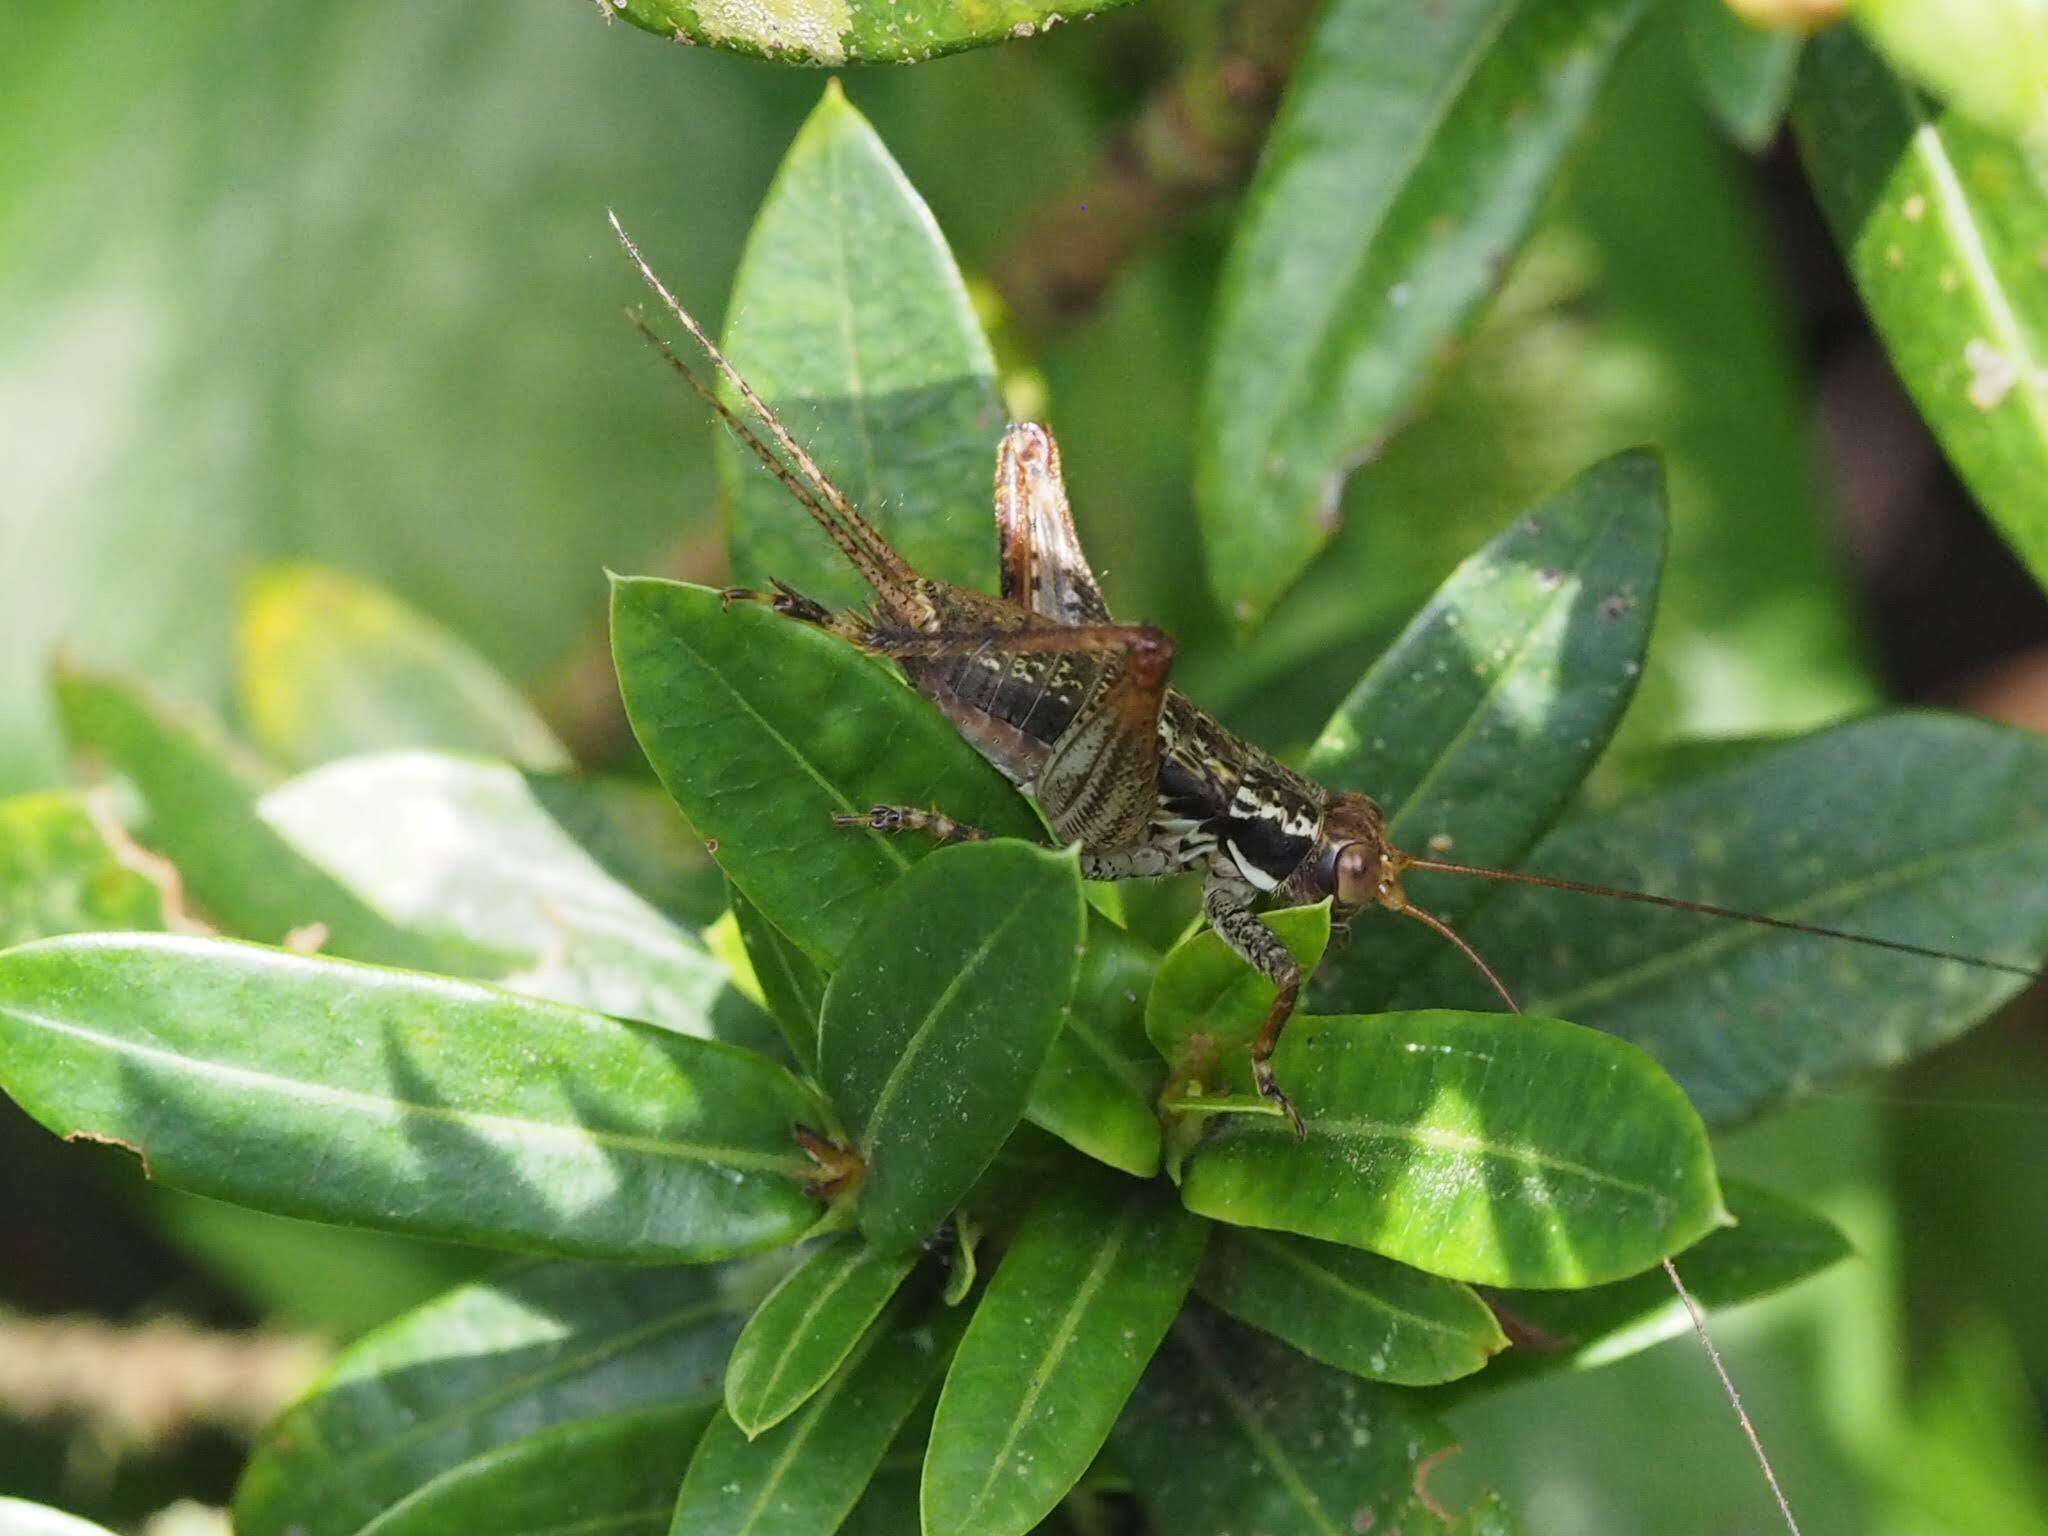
[1287,1110,1672,1210]
[1236,1230,1480,1347]
[1172,1317,1346,1536]
[741,1243,892,1426]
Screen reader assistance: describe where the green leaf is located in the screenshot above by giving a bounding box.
[1681,0,1803,150]
[668,1285,966,1536]
[837,1468,921,1536]
[358,1401,714,1536]
[0,934,828,1260]
[1469,1179,1851,1390]
[733,887,829,1075]
[0,790,161,945]
[1025,915,1166,1178]
[725,1234,919,1438]
[0,1500,122,1536]
[524,774,728,932]
[1849,0,2048,149]
[923,1173,1208,1536]
[1114,1310,1514,1536]
[1196,0,1648,628]
[1196,1227,1506,1387]
[820,840,1085,1251]
[610,578,1041,969]
[1393,713,2048,1125]
[235,564,568,772]
[614,0,1137,66]
[259,751,728,1037]
[1179,1011,1724,1288]
[53,666,486,971]
[1304,450,1665,1013]
[236,1260,744,1536]
[1797,29,2048,592]
[1147,902,1330,1100]
[716,83,999,608]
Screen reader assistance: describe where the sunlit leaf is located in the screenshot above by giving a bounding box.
[613,0,1138,66]
[0,1500,122,1536]
[0,790,161,945]
[1848,0,2048,149]
[1147,902,1329,1100]
[524,773,727,932]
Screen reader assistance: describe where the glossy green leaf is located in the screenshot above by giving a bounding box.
[0,1500,121,1536]
[1196,0,1647,627]
[0,790,161,945]
[236,564,568,772]
[1196,1227,1506,1386]
[716,83,999,608]
[614,0,1136,66]
[259,751,727,1037]
[236,1260,745,1536]
[821,840,1084,1251]
[1797,30,2048,592]
[0,934,828,1260]
[1026,915,1166,1177]
[1115,1310,1514,1536]
[726,1234,919,1438]
[1394,713,2048,1125]
[1850,0,2048,149]
[359,1401,714,1536]
[1304,451,1664,1013]
[1147,902,1330,1100]
[1470,1179,1850,1390]
[733,887,828,1075]
[669,1286,966,1536]
[1179,1011,1724,1288]
[611,578,1040,968]
[1682,0,1803,150]
[524,773,727,933]
[53,665,486,971]
[924,1173,1208,1536]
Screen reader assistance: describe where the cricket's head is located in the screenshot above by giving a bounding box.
[1303,791,1411,914]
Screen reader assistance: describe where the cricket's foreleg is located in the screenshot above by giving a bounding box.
[830,804,989,844]
[1204,869,1306,1139]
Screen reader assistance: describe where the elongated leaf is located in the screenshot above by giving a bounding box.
[1682,0,1803,150]
[236,1260,745,1536]
[717,84,999,607]
[1849,0,2048,149]
[668,1286,966,1536]
[1469,1179,1850,1390]
[52,666,488,972]
[1026,916,1165,1177]
[0,790,161,945]
[1306,451,1664,1013]
[1196,0,1647,626]
[524,773,727,932]
[614,0,1136,66]
[725,1235,919,1438]
[236,564,567,772]
[837,1468,920,1536]
[1197,1227,1506,1387]
[821,840,1084,1251]
[924,1174,1207,1536]
[1797,30,2048,591]
[1180,1011,1724,1288]
[360,1401,713,1536]
[733,887,828,1075]
[1147,902,1330,1099]
[1115,1310,1514,1536]
[1394,713,2048,1125]
[0,934,827,1260]
[0,1501,121,1536]
[611,578,1040,968]
[260,751,727,1036]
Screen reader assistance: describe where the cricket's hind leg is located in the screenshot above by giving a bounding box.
[1203,867,1308,1139]
[719,579,874,645]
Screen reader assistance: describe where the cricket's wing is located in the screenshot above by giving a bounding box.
[995,424,1113,626]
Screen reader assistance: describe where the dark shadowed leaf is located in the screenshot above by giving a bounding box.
[924,1173,1207,1536]
[1027,915,1166,1177]
[725,1235,919,1438]
[1147,902,1329,1100]
[1681,0,1803,150]
[611,578,1040,968]
[0,791,162,945]
[1305,451,1664,1013]
[668,1285,966,1536]
[820,840,1084,1251]
[0,934,828,1260]
[1196,0,1647,627]
[1115,1310,1515,1536]
[716,84,1000,607]
[732,887,829,1075]
[235,1261,745,1536]
[235,564,567,772]
[1179,1011,1724,1288]
[1797,30,2048,591]
[613,0,1137,66]
[1197,1227,1506,1387]
[358,1401,713,1536]
[1393,713,2048,1125]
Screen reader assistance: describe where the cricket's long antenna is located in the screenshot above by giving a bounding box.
[607,211,915,596]
[1402,857,2039,980]
[1392,899,1521,1013]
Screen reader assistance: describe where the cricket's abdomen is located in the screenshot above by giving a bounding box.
[909,648,1098,788]
[1156,696,1325,891]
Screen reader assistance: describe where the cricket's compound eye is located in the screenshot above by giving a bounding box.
[1333,842,1386,908]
